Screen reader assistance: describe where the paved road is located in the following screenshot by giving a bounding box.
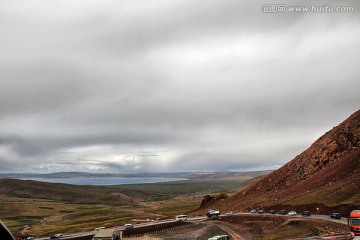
[227,212,349,225]
[35,212,350,240]
[218,212,352,240]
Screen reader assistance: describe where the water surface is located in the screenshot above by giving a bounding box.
[19,177,187,185]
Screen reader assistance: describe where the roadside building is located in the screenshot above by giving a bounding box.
[92,228,120,240]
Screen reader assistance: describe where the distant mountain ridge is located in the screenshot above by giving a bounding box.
[0,170,269,205]
[0,171,270,179]
[0,172,145,179]
[192,109,360,215]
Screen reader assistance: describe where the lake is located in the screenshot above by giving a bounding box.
[19,177,188,185]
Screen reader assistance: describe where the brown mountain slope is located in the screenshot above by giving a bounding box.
[0,178,136,204]
[191,109,360,215]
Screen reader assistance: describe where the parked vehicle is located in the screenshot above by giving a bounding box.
[176,214,188,221]
[269,210,276,214]
[301,211,311,216]
[330,213,341,219]
[288,211,297,216]
[279,210,287,215]
[17,237,34,240]
[348,210,360,236]
[257,209,264,214]
[250,209,257,214]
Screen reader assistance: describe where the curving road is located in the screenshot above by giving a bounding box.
[34,212,351,240]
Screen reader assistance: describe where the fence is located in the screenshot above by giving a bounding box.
[122,221,192,238]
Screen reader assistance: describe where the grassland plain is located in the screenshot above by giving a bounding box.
[0,176,252,237]
[0,194,151,236]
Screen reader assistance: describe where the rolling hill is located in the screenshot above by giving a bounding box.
[0,171,268,205]
[0,178,137,204]
[192,109,360,215]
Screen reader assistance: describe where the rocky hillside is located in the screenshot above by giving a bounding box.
[191,109,360,215]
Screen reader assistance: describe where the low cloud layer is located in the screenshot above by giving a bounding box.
[0,0,359,173]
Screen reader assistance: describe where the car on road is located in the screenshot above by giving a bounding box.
[176,214,188,221]
[330,213,341,219]
[124,224,134,229]
[207,209,220,218]
[257,209,264,214]
[288,211,297,216]
[301,211,311,217]
[250,209,257,214]
[269,210,276,214]
[279,210,287,215]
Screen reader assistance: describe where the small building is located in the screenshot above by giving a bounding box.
[92,228,120,240]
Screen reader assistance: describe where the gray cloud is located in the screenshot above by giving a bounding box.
[0,0,359,173]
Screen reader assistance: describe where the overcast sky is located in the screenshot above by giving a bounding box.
[0,0,359,173]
